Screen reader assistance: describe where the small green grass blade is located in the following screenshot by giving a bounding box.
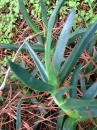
[40,0,48,27]
[62,118,77,130]
[70,64,82,98]
[59,22,97,85]
[54,9,75,73]
[25,40,48,82]
[82,82,97,99]
[8,60,56,94]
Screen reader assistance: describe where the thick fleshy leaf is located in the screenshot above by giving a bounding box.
[60,98,97,109]
[16,101,22,130]
[54,9,75,73]
[68,28,87,45]
[79,70,86,94]
[62,118,77,130]
[0,43,45,52]
[40,0,48,27]
[85,62,93,75]
[56,110,65,130]
[77,107,97,117]
[82,82,97,99]
[55,86,73,105]
[45,0,65,86]
[18,0,40,33]
[87,36,97,56]
[25,40,48,82]
[18,0,43,44]
[70,64,82,98]
[8,60,56,95]
[50,39,56,56]
[59,22,97,85]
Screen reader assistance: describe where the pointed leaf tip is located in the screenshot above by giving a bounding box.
[24,40,48,82]
[8,60,56,94]
[54,9,75,73]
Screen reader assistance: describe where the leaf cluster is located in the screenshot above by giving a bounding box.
[1,0,97,129]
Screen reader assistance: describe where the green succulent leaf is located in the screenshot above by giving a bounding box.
[55,86,73,105]
[68,28,87,45]
[18,0,43,44]
[70,64,82,98]
[59,22,97,85]
[18,0,40,33]
[25,40,48,82]
[62,118,77,130]
[85,62,93,75]
[0,43,45,52]
[45,0,65,86]
[82,82,97,99]
[54,9,75,73]
[87,36,97,56]
[56,110,65,130]
[8,60,56,95]
[79,70,86,94]
[16,101,23,130]
[77,107,97,117]
[61,98,97,109]
[40,0,48,27]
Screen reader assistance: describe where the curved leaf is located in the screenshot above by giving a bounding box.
[18,0,43,44]
[59,22,97,85]
[40,0,48,27]
[82,82,97,99]
[56,110,65,130]
[70,64,82,98]
[45,0,65,86]
[62,118,77,130]
[8,60,56,95]
[18,0,40,33]
[68,28,87,45]
[54,9,75,73]
[25,40,48,82]
[0,43,45,52]
[55,86,73,105]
